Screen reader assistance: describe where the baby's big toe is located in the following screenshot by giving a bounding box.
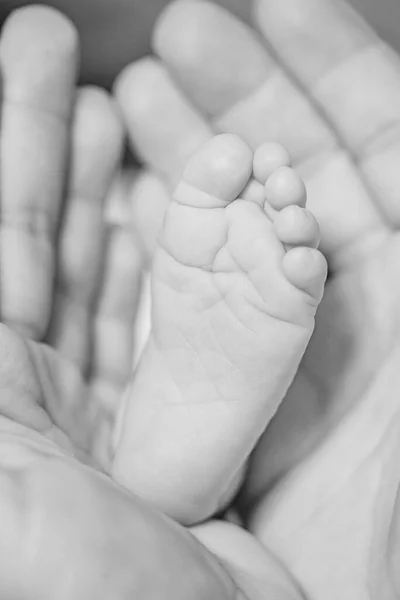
[174,133,253,208]
[160,134,254,269]
[283,247,328,303]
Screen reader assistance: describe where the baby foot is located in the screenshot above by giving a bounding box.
[113,134,327,524]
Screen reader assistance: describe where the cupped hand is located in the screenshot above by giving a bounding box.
[115,0,400,596]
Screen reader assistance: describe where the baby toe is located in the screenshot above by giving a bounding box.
[274,205,320,248]
[282,247,327,302]
[264,166,306,211]
[175,133,253,208]
[253,142,291,184]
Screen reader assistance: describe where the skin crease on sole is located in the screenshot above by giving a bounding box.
[112,134,327,526]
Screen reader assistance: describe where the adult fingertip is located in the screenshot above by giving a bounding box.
[2,5,78,62]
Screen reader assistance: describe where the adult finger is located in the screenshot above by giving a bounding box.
[0,6,78,338]
[193,520,307,600]
[115,58,213,186]
[253,0,400,225]
[48,87,124,373]
[89,223,142,408]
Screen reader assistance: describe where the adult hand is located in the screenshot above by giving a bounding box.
[0,4,141,424]
[0,6,306,599]
[0,0,397,90]
[0,0,251,87]
[115,0,400,596]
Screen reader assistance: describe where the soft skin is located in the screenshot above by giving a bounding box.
[113,134,327,524]
[3,1,400,599]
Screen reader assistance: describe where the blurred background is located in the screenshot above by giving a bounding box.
[0,0,398,87]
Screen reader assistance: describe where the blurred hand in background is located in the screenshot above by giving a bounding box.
[0,0,398,87]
